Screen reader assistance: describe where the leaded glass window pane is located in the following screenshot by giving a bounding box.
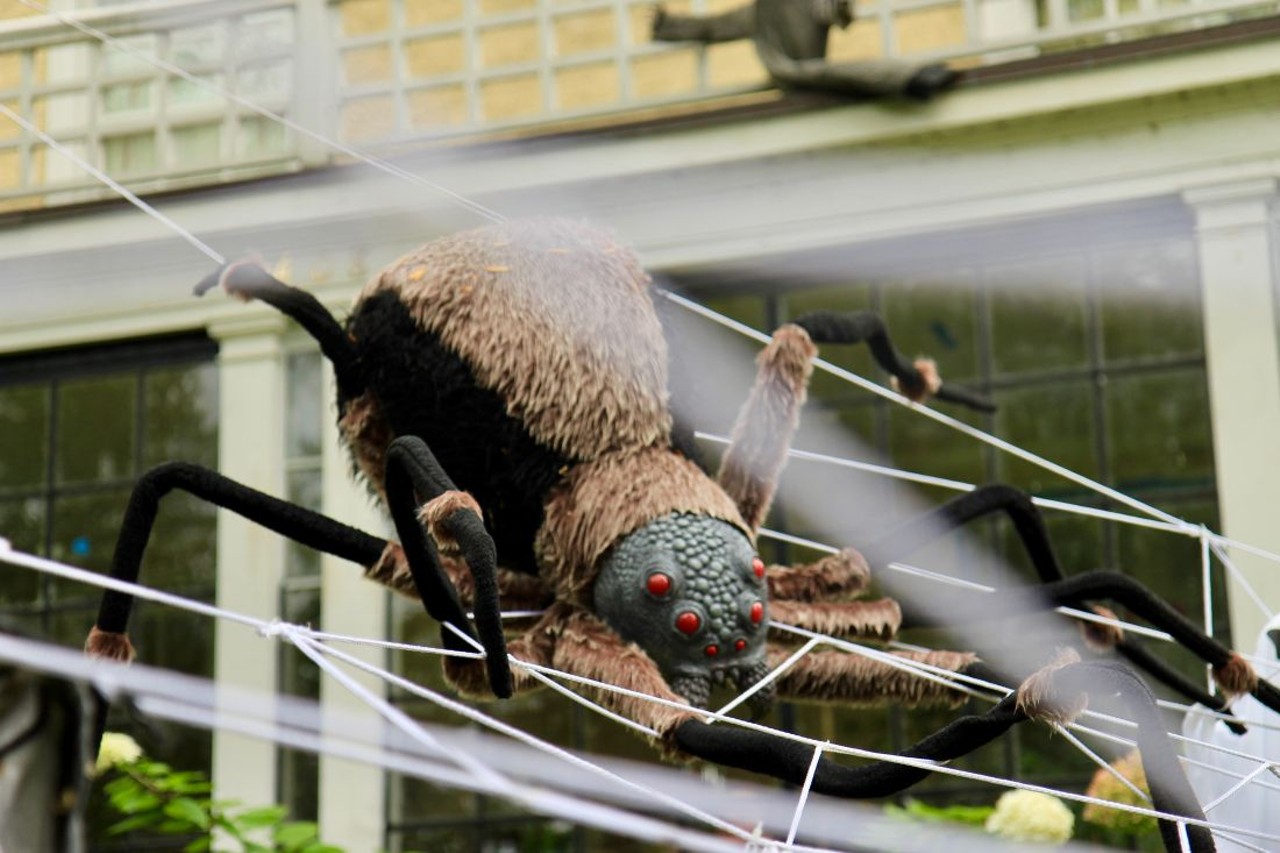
[989,256,1089,374]
[1096,238,1201,362]
[144,363,218,469]
[56,375,135,484]
[1106,369,1213,492]
[0,385,48,490]
[994,380,1098,494]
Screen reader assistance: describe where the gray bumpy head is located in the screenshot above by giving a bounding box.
[592,513,773,711]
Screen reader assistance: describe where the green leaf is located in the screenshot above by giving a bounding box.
[232,804,288,829]
[892,798,994,827]
[182,837,212,853]
[103,776,139,796]
[106,813,162,835]
[164,797,212,830]
[115,792,162,814]
[137,761,172,777]
[274,820,320,849]
[168,772,213,794]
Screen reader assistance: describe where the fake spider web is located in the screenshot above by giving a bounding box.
[1,3,1279,851]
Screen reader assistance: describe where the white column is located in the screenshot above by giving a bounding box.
[317,359,390,849]
[208,313,288,812]
[1184,179,1280,649]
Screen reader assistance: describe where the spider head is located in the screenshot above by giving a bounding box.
[593,513,772,711]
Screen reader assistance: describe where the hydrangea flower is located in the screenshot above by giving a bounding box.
[984,790,1075,843]
[1082,750,1158,836]
[95,732,143,774]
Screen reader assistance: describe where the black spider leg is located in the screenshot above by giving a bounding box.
[88,462,388,745]
[1116,638,1245,735]
[94,462,386,639]
[383,436,511,698]
[675,662,1213,853]
[192,263,511,694]
[193,261,364,403]
[869,485,1243,724]
[901,572,1280,716]
[867,483,1063,582]
[790,310,996,412]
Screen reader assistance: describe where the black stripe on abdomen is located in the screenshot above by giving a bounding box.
[348,291,571,574]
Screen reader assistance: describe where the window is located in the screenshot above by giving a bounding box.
[0,333,219,771]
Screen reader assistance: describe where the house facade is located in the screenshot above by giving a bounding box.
[1,0,1279,848]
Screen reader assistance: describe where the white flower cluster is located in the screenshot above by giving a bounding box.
[95,732,143,775]
[984,790,1075,844]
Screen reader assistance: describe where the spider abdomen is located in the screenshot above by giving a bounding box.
[339,219,680,572]
[346,290,569,572]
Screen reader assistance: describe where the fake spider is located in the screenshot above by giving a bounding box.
[85,218,1267,853]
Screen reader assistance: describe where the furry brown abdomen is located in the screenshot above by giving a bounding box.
[355,219,673,459]
[339,219,677,573]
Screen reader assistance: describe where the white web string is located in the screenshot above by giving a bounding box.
[1202,763,1275,814]
[788,743,826,846]
[4,537,1280,846]
[706,432,1280,587]
[760,527,1180,644]
[283,631,762,845]
[0,102,226,266]
[0,637,767,853]
[713,636,823,718]
[274,622,517,795]
[663,291,1186,528]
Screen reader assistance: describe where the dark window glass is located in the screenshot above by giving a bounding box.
[883,274,981,383]
[286,351,323,459]
[56,375,136,485]
[144,364,219,468]
[0,498,44,604]
[995,380,1099,494]
[1096,239,1202,362]
[989,256,1089,374]
[0,335,218,797]
[1106,369,1213,493]
[0,385,49,490]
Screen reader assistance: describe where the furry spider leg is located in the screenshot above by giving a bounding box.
[383,436,511,696]
[899,571,1280,714]
[216,259,511,694]
[749,310,1250,722]
[428,548,1212,853]
[206,262,511,692]
[870,489,1249,727]
[85,462,387,665]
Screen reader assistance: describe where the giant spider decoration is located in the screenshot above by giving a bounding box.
[84,218,1274,853]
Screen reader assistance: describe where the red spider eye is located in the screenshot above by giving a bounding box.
[752,558,765,579]
[749,601,764,624]
[646,572,672,596]
[705,644,719,657]
[675,611,701,635]
[734,639,747,652]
